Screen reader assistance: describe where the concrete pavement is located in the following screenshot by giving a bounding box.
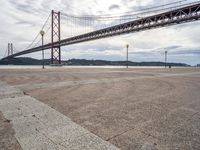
[0,68,200,149]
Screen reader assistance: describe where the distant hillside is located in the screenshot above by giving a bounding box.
[0,57,50,65]
[66,59,190,67]
[0,57,190,67]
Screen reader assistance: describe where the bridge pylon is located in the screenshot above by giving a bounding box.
[7,43,13,56]
[51,10,61,65]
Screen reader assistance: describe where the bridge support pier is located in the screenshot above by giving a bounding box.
[7,43,13,56]
[51,10,61,65]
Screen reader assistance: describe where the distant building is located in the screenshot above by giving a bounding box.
[197,64,200,67]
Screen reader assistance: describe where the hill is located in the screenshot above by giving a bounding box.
[0,57,190,67]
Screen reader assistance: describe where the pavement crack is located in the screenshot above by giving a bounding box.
[135,128,161,140]
[106,127,135,141]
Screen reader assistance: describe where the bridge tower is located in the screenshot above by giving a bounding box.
[51,10,61,65]
[7,43,13,56]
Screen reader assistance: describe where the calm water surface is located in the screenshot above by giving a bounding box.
[0,65,168,69]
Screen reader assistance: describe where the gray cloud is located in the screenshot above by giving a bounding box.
[109,4,120,11]
[9,0,33,14]
[169,49,200,55]
[15,20,36,27]
[163,45,182,50]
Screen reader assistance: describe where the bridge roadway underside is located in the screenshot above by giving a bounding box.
[0,68,200,149]
[4,2,200,59]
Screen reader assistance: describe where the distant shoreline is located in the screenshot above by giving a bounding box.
[0,57,191,67]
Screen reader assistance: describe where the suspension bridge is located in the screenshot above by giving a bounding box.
[2,1,200,65]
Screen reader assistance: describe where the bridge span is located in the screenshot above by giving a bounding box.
[2,1,200,63]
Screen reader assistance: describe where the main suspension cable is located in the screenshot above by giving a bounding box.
[24,12,51,51]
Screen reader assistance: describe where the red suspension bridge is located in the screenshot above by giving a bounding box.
[2,1,200,65]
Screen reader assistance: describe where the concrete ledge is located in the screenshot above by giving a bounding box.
[0,82,24,98]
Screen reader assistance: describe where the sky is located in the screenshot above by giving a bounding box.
[0,0,200,65]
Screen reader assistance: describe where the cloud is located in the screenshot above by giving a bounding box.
[167,48,200,55]
[109,4,120,11]
[10,0,32,14]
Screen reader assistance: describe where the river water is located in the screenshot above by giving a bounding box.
[0,65,170,69]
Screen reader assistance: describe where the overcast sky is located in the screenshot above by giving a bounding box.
[0,0,199,65]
